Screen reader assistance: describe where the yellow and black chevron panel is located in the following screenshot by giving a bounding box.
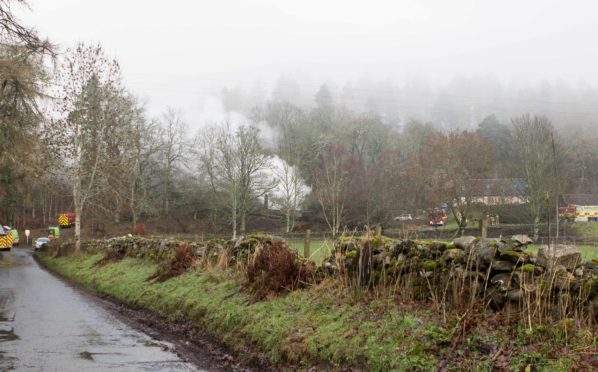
[58,214,69,227]
[0,235,11,251]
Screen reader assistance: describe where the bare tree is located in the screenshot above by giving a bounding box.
[236,125,276,232]
[272,159,309,233]
[198,123,274,238]
[157,107,186,216]
[422,131,496,235]
[0,0,54,54]
[315,144,351,237]
[512,114,556,241]
[128,116,159,230]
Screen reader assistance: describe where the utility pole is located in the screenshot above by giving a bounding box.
[552,133,559,242]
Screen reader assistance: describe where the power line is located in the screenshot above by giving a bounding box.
[123,72,598,109]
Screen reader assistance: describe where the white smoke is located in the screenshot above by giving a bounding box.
[264,155,311,211]
[192,95,278,150]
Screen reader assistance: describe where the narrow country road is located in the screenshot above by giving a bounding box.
[0,247,201,371]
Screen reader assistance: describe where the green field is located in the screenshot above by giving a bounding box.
[528,244,598,262]
[287,238,331,264]
[570,222,598,241]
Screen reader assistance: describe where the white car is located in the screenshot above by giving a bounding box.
[34,238,50,251]
[394,213,413,222]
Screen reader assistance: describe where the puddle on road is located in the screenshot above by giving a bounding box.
[0,351,17,370]
[0,327,18,342]
[0,253,14,267]
[0,313,11,322]
[143,340,160,347]
[79,351,94,361]
[142,340,173,351]
[78,350,127,362]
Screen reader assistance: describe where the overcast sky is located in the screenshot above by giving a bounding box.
[18,0,598,130]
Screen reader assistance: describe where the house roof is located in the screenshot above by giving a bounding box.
[561,194,598,206]
[458,178,528,197]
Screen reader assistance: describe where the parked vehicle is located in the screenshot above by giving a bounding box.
[559,205,598,222]
[34,237,50,251]
[58,212,76,228]
[48,226,60,239]
[10,228,18,246]
[428,209,448,227]
[558,205,576,220]
[0,226,12,251]
[394,213,413,222]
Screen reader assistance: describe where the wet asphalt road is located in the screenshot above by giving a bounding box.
[0,247,201,371]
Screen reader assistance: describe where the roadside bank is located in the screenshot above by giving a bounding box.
[36,235,597,371]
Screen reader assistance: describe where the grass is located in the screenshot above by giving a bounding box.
[527,244,598,261]
[37,253,441,369]
[37,251,592,371]
[287,238,333,265]
[570,222,598,241]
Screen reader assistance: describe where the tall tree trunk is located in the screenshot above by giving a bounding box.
[240,210,246,233]
[42,196,46,225]
[165,172,171,216]
[232,207,237,240]
[114,198,120,224]
[131,179,137,233]
[290,210,296,232]
[74,210,81,252]
[47,194,52,225]
[231,193,237,240]
[74,126,82,253]
[332,207,338,238]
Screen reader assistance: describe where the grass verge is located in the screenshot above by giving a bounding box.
[37,252,594,371]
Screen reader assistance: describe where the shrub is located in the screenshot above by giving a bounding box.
[245,240,315,299]
[133,223,146,235]
[147,243,196,282]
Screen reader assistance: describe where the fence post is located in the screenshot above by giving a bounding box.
[375,225,382,238]
[480,216,488,239]
[304,229,311,259]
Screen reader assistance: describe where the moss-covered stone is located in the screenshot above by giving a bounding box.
[443,248,465,264]
[499,250,529,264]
[555,271,576,290]
[422,259,438,271]
[519,264,536,273]
[345,250,358,260]
[452,236,476,250]
[490,272,519,291]
[492,260,515,272]
[583,278,598,299]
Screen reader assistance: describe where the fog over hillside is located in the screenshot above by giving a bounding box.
[18,0,598,133]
